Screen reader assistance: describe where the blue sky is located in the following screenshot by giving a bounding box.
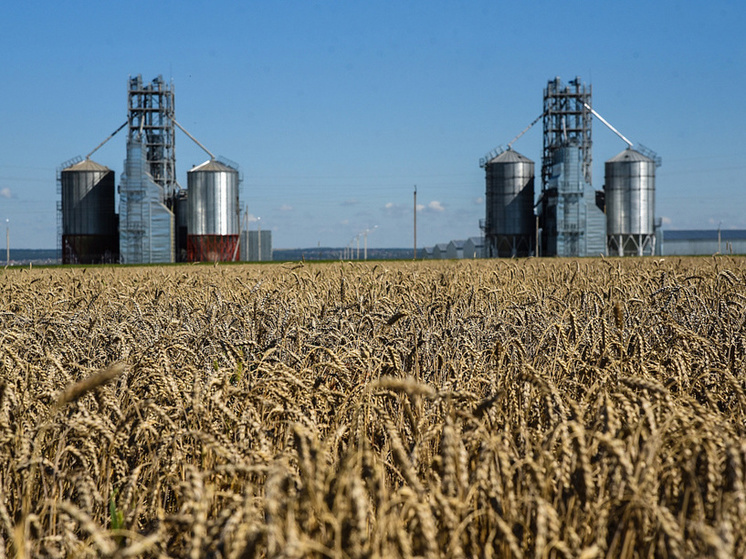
[1,1,744,250]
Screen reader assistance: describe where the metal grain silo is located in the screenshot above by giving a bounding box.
[174,190,189,262]
[60,158,118,264]
[187,159,240,262]
[605,148,656,256]
[483,148,535,257]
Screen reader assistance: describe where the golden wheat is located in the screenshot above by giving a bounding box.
[0,258,745,557]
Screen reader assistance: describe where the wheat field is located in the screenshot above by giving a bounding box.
[1,257,745,558]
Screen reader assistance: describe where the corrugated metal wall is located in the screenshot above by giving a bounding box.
[543,144,606,257]
[119,139,175,263]
[240,230,272,261]
[463,237,485,259]
[659,231,746,256]
[584,191,607,256]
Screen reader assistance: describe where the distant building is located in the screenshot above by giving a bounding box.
[446,240,465,259]
[463,237,485,259]
[240,230,273,261]
[432,243,448,259]
[659,230,746,256]
[427,238,484,259]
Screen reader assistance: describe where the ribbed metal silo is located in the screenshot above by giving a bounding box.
[483,148,535,257]
[605,148,656,256]
[174,190,189,262]
[187,159,240,262]
[60,158,118,264]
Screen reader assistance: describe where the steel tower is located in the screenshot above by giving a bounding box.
[120,75,176,263]
[538,77,606,257]
[541,76,592,188]
[127,75,177,203]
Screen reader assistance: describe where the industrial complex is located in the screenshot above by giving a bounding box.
[53,74,741,265]
[428,76,671,259]
[57,75,270,265]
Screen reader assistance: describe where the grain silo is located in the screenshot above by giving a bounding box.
[60,158,118,264]
[187,159,240,262]
[605,148,657,256]
[174,190,189,262]
[482,148,535,257]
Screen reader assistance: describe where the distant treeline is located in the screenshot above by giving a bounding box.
[272,248,416,261]
[4,248,417,265]
[4,249,58,265]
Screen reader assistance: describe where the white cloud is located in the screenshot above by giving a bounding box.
[385,202,395,209]
[427,200,445,212]
[474,196,484,205]
[661,216,672,225]
[0,188,10,199]
[416,204,425,212]
[279,204,293,211]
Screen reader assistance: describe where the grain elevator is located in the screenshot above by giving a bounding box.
[59,74,246,264]
[537,77,606,257]
[481,76,659,258]
[119,75,177,263]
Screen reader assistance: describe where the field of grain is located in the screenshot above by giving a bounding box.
[1,257,745,558]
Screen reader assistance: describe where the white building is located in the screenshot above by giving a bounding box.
[432,243,448,259]
[446,240,465,259]
[659,230,746,256]
[463,237,485,259]
[240,230,273,261]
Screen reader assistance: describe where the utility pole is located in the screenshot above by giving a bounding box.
[232,205,249,262]
[257,217,262,262]
[364,225,377,260]
[413,185,417,260]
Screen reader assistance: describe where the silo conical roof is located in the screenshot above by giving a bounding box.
[64,158,110,172]
[189,159,236,173]
[487,148,533,165]
[607,148,653,163]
